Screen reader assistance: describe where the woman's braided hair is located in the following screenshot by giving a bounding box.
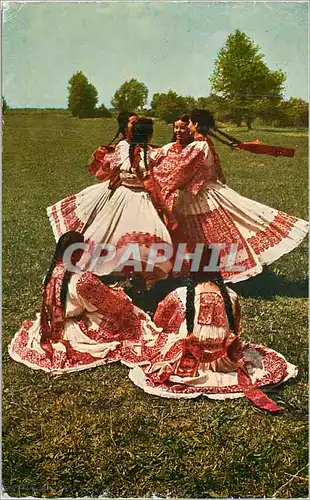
[190,109,241,149]
[43,231,84,308]
[108,111,138,145]
[128,117,154,173]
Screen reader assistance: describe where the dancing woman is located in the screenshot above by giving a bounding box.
[47,118,173,281]
[8,232,161,373]
[152,109,309,282]
[47,111,139,239]
[82,117,173,279]
[129,269,297,412]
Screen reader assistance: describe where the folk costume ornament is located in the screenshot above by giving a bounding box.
[9,238,298,413]
[212,127,296,158]
[40,231,85,361]
[188,109,296,157]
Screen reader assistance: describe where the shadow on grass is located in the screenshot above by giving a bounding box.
[140,268,308,316]
[230,268,308,300]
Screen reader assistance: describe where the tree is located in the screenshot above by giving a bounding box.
[273,98,308,128]
[196,94,227,120]
[2,96,8,114]
[210,29,286,129]
[68,71,98,118]
[111,79,148,111]
[183,96,197,112]
[93,103,112,118]
[151,90,187,123]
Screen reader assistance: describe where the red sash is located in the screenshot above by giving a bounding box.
[236,140,295,157]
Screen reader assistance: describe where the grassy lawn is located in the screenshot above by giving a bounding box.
[2,110,308,498]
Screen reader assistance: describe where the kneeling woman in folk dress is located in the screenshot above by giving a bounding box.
[8,232,162,374]
[129,270,297,412]
[152,109,308,283]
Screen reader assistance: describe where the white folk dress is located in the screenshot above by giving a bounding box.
[8,264,161,374]
[47,141,173,278]
[152,138,309,283]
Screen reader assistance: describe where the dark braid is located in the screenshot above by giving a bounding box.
[185,275,196,334]
[143,142,148,171]
[60,270,73,309]
[108,130,122,146]
[42,253,58,290]
[108,111,137,145]
[213,127,241,145]
[128,117,154,173]
[208,129,236,149]
[190,109,240,150]
[213,276,236,333]
[43,231,84,301]
[129,142,136,170]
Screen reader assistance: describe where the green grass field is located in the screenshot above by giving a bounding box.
[2,110,308,498]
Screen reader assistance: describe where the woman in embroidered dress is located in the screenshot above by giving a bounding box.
[47,112,138,239]
[129,270,297,412]
[152,109,308,283]
[8,232,162,374]
[48,118,173,279]
[80,117,173,279]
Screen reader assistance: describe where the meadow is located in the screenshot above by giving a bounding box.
[2,110,308,498]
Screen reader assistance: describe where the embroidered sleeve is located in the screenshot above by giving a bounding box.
[76,272,134,320]
[88,146,114,180]
[153,291,185,333]
[153,142,213,201]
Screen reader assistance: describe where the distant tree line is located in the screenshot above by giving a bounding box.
[3,30,308,129]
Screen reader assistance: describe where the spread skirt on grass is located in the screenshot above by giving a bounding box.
[8,272,298,413]
[173,181,309,283]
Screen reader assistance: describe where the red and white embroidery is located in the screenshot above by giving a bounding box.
[198,293,228,327]
[115,232,170,250]
[76,272,133,320]
[248,211,298,254]
[60,195,84,233]
[40,262,67,343]
[153,143,214,202]
[153,291,185,332]
[88,146,114,179]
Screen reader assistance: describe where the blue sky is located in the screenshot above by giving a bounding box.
[3,1,308,108]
